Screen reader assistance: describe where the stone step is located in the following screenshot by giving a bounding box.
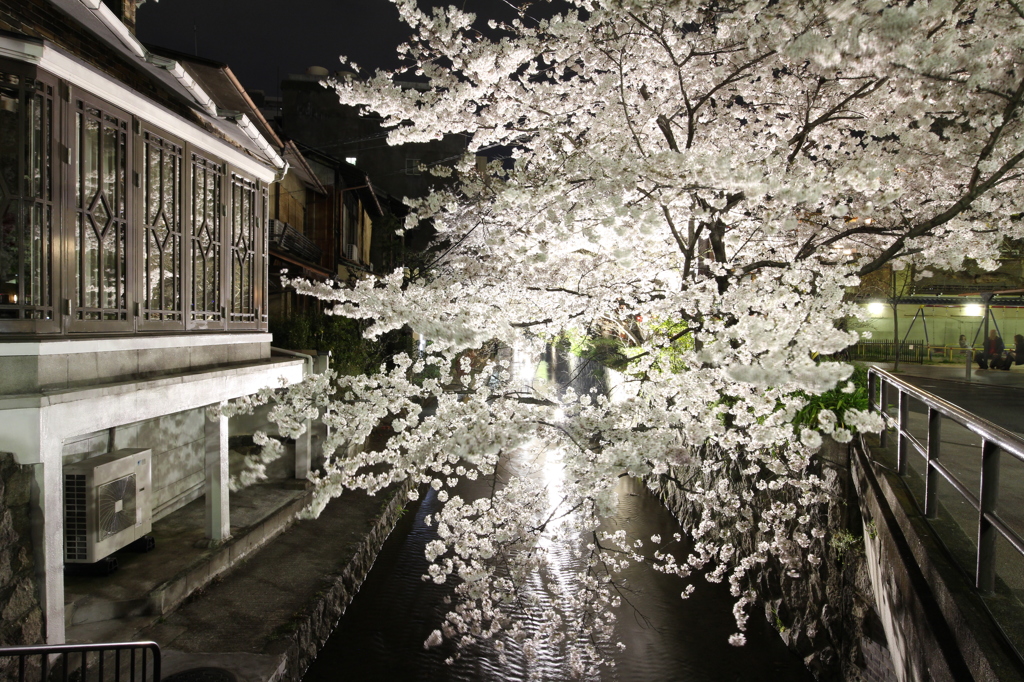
[66,595,151,626]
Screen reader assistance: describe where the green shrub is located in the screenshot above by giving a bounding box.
[270,309,411,376]
[791,362,870,431]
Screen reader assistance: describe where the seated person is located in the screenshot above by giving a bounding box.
[977,329,1005,370]
[1002,334,1024,370]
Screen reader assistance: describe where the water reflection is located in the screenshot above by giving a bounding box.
[303,346,814,681]
[303,473,812,681]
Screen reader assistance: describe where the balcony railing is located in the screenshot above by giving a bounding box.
[269,219,322,265]
[867,367,1024,657]
[0,641,160,682]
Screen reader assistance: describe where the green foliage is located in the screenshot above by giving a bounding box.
[791,362,870,431]
[769,606,788,634]
[270,308,411,376]
[865,520,878,541]
[648,319,694,373]
[829,529,863,563]
[554,329,633,370]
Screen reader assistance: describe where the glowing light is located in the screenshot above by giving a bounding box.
[867,302,885,315]
[964,304,984,317]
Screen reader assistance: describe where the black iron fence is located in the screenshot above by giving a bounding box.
[848,339,929,363]
[0,641,160,682]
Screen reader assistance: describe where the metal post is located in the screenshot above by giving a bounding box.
[978,438,1001,593]
[897,389,908,475]
[966,348,973,380]
[925,407,941,518]
[981,293,992,369]
[879,379,889,449]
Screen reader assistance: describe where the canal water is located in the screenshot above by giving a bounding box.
[302,349,816,681]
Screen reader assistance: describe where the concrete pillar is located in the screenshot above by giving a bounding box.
[37,437,65,644]
[295,418,312,481]
[204,404,230,542]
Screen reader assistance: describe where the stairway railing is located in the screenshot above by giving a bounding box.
[0,641,160,682]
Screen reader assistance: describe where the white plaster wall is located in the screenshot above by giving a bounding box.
[61,408,209,523]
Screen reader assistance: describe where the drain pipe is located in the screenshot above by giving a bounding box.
[271,347,315,377]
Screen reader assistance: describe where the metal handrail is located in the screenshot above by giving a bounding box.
[0,641,160,682]
[867,367,1024,593]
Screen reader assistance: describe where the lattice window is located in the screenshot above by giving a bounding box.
[0,72,55,328]
[140,130,183,325]
[74,100,129,324]
[229,173,258,326]
[190,152,223,325]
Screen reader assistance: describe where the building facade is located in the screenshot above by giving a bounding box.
[0,0,306,645]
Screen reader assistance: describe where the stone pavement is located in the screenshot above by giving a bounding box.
[62,423,410,682]
[143,483,409,682]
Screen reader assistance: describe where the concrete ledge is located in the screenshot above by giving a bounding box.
[0,358,302,410]
[270,480,414,682]
[147,487,316,618]
[853,437,1024,681]
[0,333,274,356]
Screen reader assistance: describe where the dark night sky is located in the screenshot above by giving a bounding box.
[136,0,525,96]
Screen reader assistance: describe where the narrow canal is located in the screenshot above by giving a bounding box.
[303,349,816,681]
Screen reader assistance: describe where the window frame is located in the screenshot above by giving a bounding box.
[0,62,61,334]
[226,171,263,331]
[0,64,274,339]
[65,90,135,333]
[187,150,227,331]
[136,124,187,332]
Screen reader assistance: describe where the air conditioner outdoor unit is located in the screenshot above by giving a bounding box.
[64,449,152,564]
[344,244,359,262]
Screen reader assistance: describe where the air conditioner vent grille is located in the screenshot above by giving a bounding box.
[64,474,88,561]
[97,474,136,539]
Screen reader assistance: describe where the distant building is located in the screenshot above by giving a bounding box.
[277,68,469,203]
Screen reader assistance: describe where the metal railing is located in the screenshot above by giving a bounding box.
[849,339,928,364]
[867,367,1024,593]
[0,641,160,682]
[269,218,323,264]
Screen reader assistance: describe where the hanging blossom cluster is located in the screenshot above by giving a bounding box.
[223,0,1024,674]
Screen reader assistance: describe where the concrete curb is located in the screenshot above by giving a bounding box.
[269,480,415,682]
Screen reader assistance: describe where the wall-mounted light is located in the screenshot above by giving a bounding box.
[345,157,357,165]
[964,304,984,317]
[867,301,885,315]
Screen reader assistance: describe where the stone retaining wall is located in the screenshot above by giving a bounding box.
[0,452,44,665]
[272,480,414,682]
[648,439,897,682]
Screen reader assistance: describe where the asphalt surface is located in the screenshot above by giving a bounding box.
[867,362,1024,435]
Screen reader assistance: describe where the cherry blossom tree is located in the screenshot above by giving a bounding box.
[226,0,1024,674]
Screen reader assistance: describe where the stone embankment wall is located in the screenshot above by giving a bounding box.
[273,480,414,682]
[0,453,44,658]
[648,439,897,682]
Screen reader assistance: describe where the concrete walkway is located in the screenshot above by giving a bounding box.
[146,483,407,682]
[62,424,410,682]
[864,361,1024,435]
